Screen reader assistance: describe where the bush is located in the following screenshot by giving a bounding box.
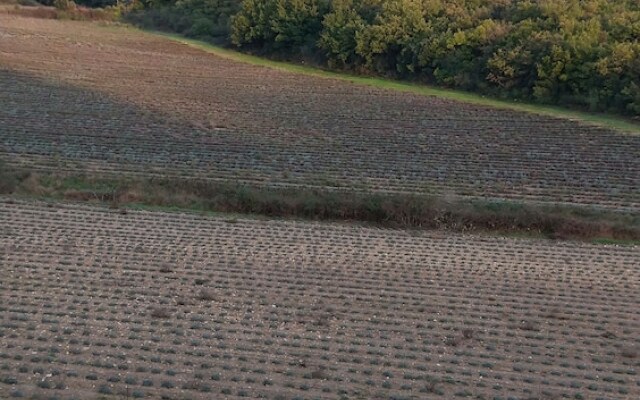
[0,161,18,194]
[189,17,217,37]
[53,0,75,10]
[97,385,113,394]
[126,0,241,40]
[231,0,326,51]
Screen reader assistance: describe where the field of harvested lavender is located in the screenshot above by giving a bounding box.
[1,11,639,400]
[1,200,639,400]
[1,15,639,210]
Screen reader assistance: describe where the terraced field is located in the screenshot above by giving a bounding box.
[0,200,638,399]
[1,15,639,210]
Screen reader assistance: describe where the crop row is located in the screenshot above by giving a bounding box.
[1,16,639,210]
[1,200,638,399]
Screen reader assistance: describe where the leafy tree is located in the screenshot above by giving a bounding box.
[232,0,326,50]
[319,0,368,67]
[132,0,640,115]
[354,0,429,74]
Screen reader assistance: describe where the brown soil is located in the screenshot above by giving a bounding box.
[0,199,638,399]
[0,14,638,211]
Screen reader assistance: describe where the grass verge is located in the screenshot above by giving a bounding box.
[1,163,638,243]
[144,32,640,134]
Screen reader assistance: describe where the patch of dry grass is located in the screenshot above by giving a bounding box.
[1,164,637,242]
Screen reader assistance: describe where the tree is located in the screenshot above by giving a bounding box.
[232,0,325,50]
[319,0,367,67]
[355,0,430,74]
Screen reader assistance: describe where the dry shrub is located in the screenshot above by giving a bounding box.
[53,0,75,11]
[462,329,474,339]
[310,367,327,380]
[519,320,539,332]
[63,190,96,202]
[159,264,172,273]
[197,289,216,301]
[75,6,116,20]
[379,195,440,228]
[149,306,171,319]
[444,336,463,347]
[18,173,48,196]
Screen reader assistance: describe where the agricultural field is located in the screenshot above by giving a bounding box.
[1,9,640,400]
[0,199,639,400]
[1,15,639,210]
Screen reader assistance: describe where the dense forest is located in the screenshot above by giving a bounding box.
[83,0,640,115]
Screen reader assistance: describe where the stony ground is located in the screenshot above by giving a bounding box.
[1,200,639,399]
[1,15,639,210]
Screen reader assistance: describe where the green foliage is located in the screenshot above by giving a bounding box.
[39,0,117,7]
[354,0,429,74]
[53,0,76,10]
[133,0,640,115]
[127,0,241,40]
[231,0,327,50]
[77,0,117,7]
[0,160,18,194]
[318,0,367,67]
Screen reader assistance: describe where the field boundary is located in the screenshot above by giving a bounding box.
[1,163,638,244]
[138,30,640,134]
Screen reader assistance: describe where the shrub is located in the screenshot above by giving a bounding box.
[0,161,18,194]
[97,385,113,394]
[160,380,175,388]
[53,0,76,11]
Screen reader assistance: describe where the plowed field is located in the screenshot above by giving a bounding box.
[1,15,639,210]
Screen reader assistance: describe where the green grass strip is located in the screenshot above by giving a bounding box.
[2,162,639,243]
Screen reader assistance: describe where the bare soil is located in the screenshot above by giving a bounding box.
[0,15,638,210]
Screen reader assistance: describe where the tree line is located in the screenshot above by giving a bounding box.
[75,0,640,115]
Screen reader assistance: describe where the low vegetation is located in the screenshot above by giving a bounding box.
[126,0,241,42]
[1,163,638,242]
